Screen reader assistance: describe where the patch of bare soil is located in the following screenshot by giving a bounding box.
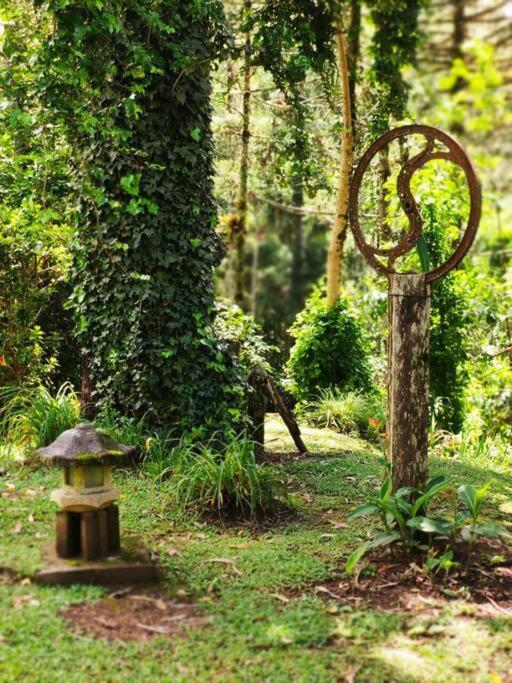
[299,538,512,618]
[62,588,208,641]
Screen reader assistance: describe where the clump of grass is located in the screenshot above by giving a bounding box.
[166,434,287,519]
[297,388,385,439]
[0,382,81,448]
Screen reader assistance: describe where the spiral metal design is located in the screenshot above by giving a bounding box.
[349,124,481,282]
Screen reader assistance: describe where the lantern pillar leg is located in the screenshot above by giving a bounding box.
[107,504,121,554]
[387,274,431,491]
[55,511,81,558]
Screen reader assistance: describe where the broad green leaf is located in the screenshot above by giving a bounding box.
[345,542,370,575]
[395,486,418,499]
[416,234,432,272]
[474,522,509,539]
[424,475,446,492]
[407,516,452,535]
[458,484,477,515]
[411,480,447,516]
[349,503,379,521]
[367,530,401,548]
[379,476,392,502]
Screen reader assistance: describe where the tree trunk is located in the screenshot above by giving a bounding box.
[232,0,252,308]
[291,174,305,310]
[326,20,353,307]
[347,0,361,128]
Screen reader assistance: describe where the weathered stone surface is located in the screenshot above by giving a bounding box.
[34,423,137,466]
[387,274,431,491]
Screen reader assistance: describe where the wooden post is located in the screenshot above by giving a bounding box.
[387,274,431,491]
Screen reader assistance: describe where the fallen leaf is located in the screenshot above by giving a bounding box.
[319,533,335,541]
[12,522,22,534]
[20,578,31,587]
[205,558,243,577]
[269,593,290,604]
[329,521,349,529]
[315,585,342,600]
[344,666,360,683]
[13,595,39,608]
[137,623,169,635]
[95,616,116,629]
[27,513,35,523]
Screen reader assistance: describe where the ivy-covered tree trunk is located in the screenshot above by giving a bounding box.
[41,1,244,431]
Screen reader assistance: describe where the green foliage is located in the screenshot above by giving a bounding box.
[346,472,509,575]
[0,1,75,388]
[367,0,423,133]
[297,388,385,439]
[421,201,472,432]
[165,434,287,519]
[37,0,246,433]
[214,304,276,374]
[0,382,81,448]
[285,289,373,400]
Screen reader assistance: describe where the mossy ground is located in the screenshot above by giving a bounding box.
[0,415,511,682]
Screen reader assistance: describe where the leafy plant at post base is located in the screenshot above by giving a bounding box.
[296,388,385,439]
[346,472,510,575]
[0,382,81,448]
[166,434,287,519]
[38,1,248,435]
[285,288,374,401]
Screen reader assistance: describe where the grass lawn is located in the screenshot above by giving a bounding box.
[0,415,511,682]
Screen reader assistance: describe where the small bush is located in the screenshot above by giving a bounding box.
[0,382,81,448]
[285,289,373,401]
[166,434,287,519]
[298,389,385,439]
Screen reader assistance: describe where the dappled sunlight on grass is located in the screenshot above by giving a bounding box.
[265,413,373,457]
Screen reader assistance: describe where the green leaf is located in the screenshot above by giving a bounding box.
[120,173,141,196]
[424,475,446,492]
[416,234,432,272]
[345,542,370,575]
[458,484,477,515]
[395,486,417,498]
[411,480,447,516]
[474,522,509,539]
[367,530,401,548]
[349,503,379,521]
[379,476,392,502]
[407,516,452,535]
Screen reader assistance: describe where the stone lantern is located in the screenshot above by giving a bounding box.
[35,424,136,561]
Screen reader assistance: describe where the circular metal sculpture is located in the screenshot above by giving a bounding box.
[349,124,481,282]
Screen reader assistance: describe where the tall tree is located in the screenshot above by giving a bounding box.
[39,0,245,431]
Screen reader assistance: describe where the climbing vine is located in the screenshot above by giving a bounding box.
[38,0,246,432]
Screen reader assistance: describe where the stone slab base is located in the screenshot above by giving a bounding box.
[34,537,156,586]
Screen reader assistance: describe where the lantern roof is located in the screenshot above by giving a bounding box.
[35,423,137,466]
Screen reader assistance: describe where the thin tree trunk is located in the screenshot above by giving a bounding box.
[326,19,353,307]
[347,0,361,128]
[291,173,305,310]
[233,0,252,308]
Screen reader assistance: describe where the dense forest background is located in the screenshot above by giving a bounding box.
[0,0,511,453]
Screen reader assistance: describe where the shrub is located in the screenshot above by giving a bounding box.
[285,289,374,401]
[346,471,509,576]
[166,434,287,519]
[297,389,385,439]
[0,382,81,448]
